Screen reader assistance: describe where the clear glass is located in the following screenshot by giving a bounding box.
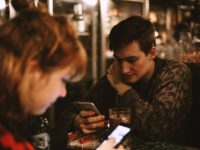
[109,107,132,150]
[109,107,131,129]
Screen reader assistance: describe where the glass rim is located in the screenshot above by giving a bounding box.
[109,107,131,111]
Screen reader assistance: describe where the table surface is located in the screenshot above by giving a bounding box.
[66,128,200,150]
[132,136,199,150]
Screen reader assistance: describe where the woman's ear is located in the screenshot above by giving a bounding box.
[28,60,39,72]
[28,60,42,80]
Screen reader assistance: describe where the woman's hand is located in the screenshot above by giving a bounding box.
[96,138,124,150]
[74,110,105,134]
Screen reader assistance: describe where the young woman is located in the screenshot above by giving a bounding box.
[0,9,123,150]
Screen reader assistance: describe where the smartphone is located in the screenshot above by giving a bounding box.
[106,123,132,148]
[74,101,101,115]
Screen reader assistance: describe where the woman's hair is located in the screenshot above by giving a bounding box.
[11,0,48,13]
[11,0,34,11]
[0,9,87,120]
[108,15,156,55]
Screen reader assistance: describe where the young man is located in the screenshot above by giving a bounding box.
[60,15,192,144]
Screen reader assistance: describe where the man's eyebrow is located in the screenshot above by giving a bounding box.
[113,55,138,60]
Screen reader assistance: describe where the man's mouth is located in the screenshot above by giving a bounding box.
[123,74,135,81]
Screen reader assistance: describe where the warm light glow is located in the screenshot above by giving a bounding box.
[149,11,157,23]
[0,0,6,10]
[155,31,159,38]
[100,0,108,16]
[83,0,97,7]
[105,50,114,58]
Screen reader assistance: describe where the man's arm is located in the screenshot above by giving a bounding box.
[119,63,192,139]
[57,103,79,132]
[57,77,112,134]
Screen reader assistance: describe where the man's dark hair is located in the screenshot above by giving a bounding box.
[108,15,156,55]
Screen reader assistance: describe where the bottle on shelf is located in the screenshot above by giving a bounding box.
[72,3,86,33]
[30,114,50,150]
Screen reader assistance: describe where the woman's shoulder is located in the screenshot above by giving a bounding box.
[0,122,35,150]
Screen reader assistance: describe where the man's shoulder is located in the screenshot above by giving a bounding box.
[92,75,111,88]
[159,58,190,73]
[95,75,109,83]
[156,58,191,80]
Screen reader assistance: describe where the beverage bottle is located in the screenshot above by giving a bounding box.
[30,114,50,150]
[72,3,85,33]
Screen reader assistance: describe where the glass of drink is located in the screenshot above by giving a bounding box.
[108,107,131,129]
[109,107,132,150]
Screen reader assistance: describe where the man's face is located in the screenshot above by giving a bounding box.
[113,41,155,84]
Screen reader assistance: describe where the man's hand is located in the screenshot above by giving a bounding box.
[107,62,131,95]
[74,110,105,134]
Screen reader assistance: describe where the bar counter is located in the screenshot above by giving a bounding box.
[65,128,200,150]
[132,135,199,150]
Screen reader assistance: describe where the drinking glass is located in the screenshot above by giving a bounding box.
[109,107,131,129]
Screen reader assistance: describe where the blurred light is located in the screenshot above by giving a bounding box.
[156,38,162,45]
[33,0,39,7]
[0,0,6,10]
[100,0,108,14]
[105,50,114,58]
[155,31,159,38]
[83,0,97,7]
[149,11,157,23]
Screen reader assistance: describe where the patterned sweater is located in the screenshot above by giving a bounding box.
[60,58,192,144]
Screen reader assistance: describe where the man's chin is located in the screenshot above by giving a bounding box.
[124,78,138,84]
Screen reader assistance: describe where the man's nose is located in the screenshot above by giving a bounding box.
[121,61,130,74]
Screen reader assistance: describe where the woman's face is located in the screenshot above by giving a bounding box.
[19,66,70,115]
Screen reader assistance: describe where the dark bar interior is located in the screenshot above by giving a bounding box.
[0,0,199,150]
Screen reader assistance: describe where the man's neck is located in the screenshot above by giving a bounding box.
[140,60,155,84]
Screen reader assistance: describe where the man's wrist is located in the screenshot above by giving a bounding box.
[116,84,131,95]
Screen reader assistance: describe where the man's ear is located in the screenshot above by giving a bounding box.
[148,47,156,60]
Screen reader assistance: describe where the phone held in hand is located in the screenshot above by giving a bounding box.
[105,123,132,148]
[74,101,101,115]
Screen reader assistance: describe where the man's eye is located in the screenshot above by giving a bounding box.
[127,58,138,64]
[116,58,122,63]
[127,59,135,64]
